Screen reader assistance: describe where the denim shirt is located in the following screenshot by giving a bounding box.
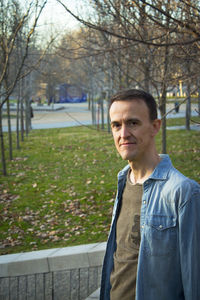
[100,154,200,300]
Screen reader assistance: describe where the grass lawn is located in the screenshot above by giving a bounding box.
[0,123,199,255]
[166,116,199,127]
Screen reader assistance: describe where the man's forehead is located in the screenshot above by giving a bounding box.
[109,99,151,123]
[110,99,148,114]
[110,98,148,109]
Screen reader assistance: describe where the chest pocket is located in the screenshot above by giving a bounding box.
[143,215,177,256]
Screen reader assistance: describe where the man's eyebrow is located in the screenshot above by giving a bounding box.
[123,118,140,124]
[126,118,141,123]
[110,121,120,126]
[110,118,140,124]
[110,120,119,123]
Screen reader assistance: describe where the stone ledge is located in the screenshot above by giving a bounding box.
[85,288,100,299]
[0,242,106,277]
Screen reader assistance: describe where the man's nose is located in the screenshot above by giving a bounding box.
[120,124,130,138]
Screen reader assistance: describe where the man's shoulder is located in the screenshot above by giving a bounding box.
[157,155,199,186]
[160,165,200,205]
[171,168,198,187]
[167,160,199,187]
[152,155,200,198]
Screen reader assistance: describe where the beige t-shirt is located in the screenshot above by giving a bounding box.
[110,172,143,300]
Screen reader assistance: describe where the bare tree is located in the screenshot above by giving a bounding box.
[56,0,200,146]
[0,0,48,175]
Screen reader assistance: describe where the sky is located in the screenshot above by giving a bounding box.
[38,0,84,32]
[17,0,92,44]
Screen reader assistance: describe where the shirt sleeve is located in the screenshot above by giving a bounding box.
[178,181,200,300]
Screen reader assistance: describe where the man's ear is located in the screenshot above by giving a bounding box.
[152,119,161,136]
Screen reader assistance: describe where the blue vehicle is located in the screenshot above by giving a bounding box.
[58,84,87,103]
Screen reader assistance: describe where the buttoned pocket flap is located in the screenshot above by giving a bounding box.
[146,215,176,231]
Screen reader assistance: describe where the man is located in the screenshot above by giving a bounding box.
[100,89,200,300]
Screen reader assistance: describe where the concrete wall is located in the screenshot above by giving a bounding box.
[0,242,106,300]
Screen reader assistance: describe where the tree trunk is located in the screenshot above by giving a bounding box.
[118,39,122,89]
[0,107,7,175]
[25,96,31,136]
[198,87,200,116]
[140,1,150,93]
[88,92,91,111]
[107,96,111,133]
[91,84,96,126]
[185,84,191,130]
[185,60,191,130]
[91,97,96,126]
[6,97,13,160]
[144,63,150,93]
[16,85,20,150]
[107,68,113,133]
[25,97,29,136]
[160,91,167,154]
[160,2,170,154]
[197,77,200,115]
[100,98,104,130]
[20,79,24,141]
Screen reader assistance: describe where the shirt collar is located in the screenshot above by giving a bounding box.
[149,154,172,180]
[118,154,172,181]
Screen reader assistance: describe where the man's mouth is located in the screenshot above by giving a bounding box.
[120,142,136,146]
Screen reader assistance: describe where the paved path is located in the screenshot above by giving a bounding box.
[2,102,200,131]
[3,103,93,131]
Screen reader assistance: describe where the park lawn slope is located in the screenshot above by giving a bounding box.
[0,125,199,255]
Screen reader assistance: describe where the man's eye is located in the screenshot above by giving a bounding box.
[111,123,120,129]
[128,121,137,127]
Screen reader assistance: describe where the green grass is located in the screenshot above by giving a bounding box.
[2,114,17,119]
[0,125,199,255]
[166,96,199,102]
[166,116,199,127]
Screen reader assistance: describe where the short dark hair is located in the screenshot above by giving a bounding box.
[109,89,158,120]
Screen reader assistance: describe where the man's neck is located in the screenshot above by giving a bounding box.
[129,154,161,185]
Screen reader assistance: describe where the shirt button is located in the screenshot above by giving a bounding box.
[143,200,146,205]
[159,225,163,229]
[141,225,145,229]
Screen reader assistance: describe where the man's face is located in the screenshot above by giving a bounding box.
[110,99,160,163]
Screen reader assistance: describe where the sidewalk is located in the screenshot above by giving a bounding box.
[2,103,93,131]
[2,102,200,131]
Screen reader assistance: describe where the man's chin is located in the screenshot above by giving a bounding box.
[120,152,136,161]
